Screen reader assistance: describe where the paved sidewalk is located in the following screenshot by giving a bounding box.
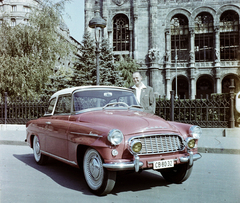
[1,124,240,154]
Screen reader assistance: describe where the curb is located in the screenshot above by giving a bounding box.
[198,147,240,155]
[0,140,27,146]
[0,124,26,131]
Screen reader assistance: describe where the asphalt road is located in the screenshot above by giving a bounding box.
[0,145,240,203]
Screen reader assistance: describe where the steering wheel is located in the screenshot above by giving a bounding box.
[103,102,129,109]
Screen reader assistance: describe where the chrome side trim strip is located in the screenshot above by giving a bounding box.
[70,132,102,137]
[41,150,78,166]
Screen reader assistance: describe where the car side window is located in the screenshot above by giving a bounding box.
[54,95,72,114]
[45,98,57,114]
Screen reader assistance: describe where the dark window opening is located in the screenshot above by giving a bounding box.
[220,10,239,61]
[171,14,189,63]
[195,13,214,62]
[113,14,130,51]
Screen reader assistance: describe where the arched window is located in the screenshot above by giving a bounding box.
[171,14,189,63]
[220,11,239,61]
[113,14,129,51]
[11,18,16,27]
[195,13,214,62]
[196,76,214,98]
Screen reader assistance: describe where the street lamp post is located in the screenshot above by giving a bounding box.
[171,17,180,99]
[175,49,178,99]
[89,10,106,85]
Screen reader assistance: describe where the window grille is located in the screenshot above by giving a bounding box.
[171,14,189,63]
[220,11,239,61]
[113,14,129,51]
[194,13,214,62]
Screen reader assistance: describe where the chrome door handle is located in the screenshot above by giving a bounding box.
[46,122,51,125]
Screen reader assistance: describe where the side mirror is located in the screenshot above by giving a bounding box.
[235,92,240,113]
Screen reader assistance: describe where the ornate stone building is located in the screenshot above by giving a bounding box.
[85,0,240,99]
[0,0,80,70]
[0,0,38,25]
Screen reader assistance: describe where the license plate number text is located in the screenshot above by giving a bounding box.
[153,159,174,170]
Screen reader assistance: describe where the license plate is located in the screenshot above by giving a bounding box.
[153,159,174,170]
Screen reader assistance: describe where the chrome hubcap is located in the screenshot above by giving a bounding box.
[89,156,101,180]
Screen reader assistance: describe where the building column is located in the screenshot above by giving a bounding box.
[214,26,221,93]
[148,0,159,93]
[190,68,196,99]
[189,28,195,68]
[149,0,158,49]
[189,28,196,99]
[165,28,171,99]
[129,30,133,58]
[132,0,138,60]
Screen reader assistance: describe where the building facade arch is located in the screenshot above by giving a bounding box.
[165,8,191,29]
[171,74,190,99]
[196,74,215,98]
[216,5,240,24]
[221,73,240,81]
[190,7,217,27]
[108,12,130,30]
[221,73,240,93]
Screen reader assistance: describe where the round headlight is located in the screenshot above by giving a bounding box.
[131,141,142,153]
[189,126,202,139]
[186,137,196,149]
[108,129,123,145]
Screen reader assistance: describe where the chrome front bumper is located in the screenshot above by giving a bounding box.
[103,153,202,172]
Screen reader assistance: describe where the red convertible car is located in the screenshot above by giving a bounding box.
[26,86,202,195]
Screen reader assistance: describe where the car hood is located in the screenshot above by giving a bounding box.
[78,110,179,135]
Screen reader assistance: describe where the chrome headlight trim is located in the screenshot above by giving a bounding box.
[189,125,202,139]
[108,129,123,146]
[185,137,196,149]
[128,140,142,155]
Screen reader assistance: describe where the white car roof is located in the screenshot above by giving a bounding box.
[50,86,131,99]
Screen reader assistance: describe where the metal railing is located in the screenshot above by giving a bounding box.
[0,93,49,124]
[0,87,237,128]
[156,92,231,128]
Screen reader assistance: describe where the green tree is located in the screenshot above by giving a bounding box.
[99,39,124,86]
[0,0,74,98]
[42,66,73,96]
[115,56,139,87]
[71,31,95,86]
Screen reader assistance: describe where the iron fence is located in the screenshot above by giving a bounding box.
[156,93,231,128]
[0,91,237,128]
[0,93,49,124]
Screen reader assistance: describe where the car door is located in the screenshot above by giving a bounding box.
[33,97,57,152]
[45,94,72,159]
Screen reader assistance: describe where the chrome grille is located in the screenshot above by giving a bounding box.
[130,134,185,155]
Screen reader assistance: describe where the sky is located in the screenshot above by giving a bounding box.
[64,0,85,43]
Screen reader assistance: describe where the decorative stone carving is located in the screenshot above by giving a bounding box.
[112,0,128,6]
[214,26,220,33]
[148,48,160,62]
[215,48,220,61]
[165,50,170,62]
[189,51,194,61]
[189,27,195,36]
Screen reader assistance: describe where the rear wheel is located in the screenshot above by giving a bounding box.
[33,135,48,165]
[159,163,193,183]
[83,148,116,196]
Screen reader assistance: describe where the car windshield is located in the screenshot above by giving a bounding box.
[73,89,139,111]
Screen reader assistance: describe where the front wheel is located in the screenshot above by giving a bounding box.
[33,135,48,165]
[159,163,193,183]
[83,148,116,196]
